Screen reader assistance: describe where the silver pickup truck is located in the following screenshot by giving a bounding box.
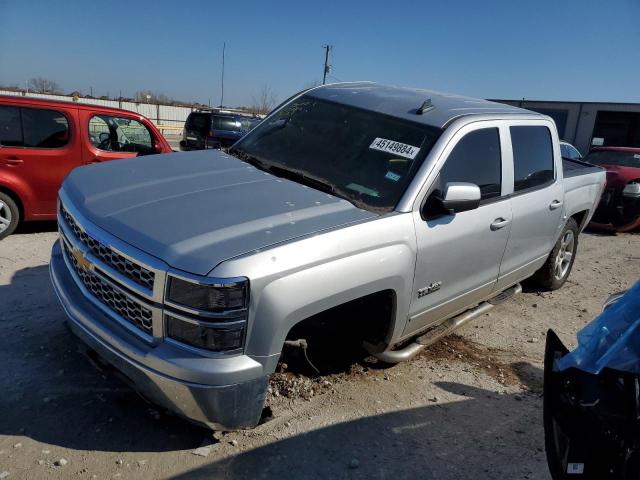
[50,82,605,429]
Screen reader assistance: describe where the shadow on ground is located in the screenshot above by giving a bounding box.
[14,220,58,235]
[171,371,547,480]
[0,265,207,453]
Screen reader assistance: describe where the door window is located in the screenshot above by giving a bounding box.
[437,128,502,201]
[0,106,23,147]
[21,108,70,148]
[88,115,154,155]
[511,126,554,192]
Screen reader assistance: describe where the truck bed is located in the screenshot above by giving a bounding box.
[562,158,603,178]
[562,158,606,229]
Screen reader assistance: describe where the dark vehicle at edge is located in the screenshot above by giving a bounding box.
[584,147,640,232]
[544,283,640,479]
[180,111,261,151]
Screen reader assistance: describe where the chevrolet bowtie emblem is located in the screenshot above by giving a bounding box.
[71,247,93,271]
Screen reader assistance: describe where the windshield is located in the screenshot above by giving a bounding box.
[231,95,441,212]
[584,150,640,168]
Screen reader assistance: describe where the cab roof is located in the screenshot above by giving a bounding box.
[307,82,535,129]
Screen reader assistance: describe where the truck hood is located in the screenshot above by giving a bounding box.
[62,151,377,275]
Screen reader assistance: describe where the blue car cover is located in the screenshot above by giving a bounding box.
[557,280,640,374]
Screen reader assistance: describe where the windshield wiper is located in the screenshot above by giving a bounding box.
[268,165,337,195]
[228,147,272,174]
[228,148,359,206]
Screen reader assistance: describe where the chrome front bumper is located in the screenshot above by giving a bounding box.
[50,241,268,430]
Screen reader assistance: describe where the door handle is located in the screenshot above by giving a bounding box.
[549,200,563,210]
[0,156,23,166]
[490,218,510,230]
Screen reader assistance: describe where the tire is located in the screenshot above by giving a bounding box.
[0,192,20,240]
[532,218,579,291]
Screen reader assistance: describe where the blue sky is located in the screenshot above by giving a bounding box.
[1,0,639,107]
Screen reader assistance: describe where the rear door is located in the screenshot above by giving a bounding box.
[0,103,80,217]
[183,112,210,150]
[407,122,513,335]
[495,121,564,290]
[210,115,244,147]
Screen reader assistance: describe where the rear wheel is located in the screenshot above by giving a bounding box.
[532,218,579,290]
[0,193,19,239]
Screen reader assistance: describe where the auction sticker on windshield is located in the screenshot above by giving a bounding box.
[369,138,420,160]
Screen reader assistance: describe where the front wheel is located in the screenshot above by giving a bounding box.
[0,193,19,240]
[532,218,579,290]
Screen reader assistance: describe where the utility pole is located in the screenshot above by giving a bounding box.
[220,42,226,108]
[322,45,332,85]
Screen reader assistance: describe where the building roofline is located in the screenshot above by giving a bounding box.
[492,98,640,107]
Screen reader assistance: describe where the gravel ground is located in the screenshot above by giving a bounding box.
[0,223,638,480]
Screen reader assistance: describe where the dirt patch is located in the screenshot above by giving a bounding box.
[268,362,369,402]
[420,333,524,387]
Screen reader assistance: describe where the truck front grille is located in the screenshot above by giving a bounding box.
[60,204,155,291]
[62,240,153,333]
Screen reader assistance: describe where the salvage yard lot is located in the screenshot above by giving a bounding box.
[0,227,638,480]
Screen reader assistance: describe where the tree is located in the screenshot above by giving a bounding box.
[249,85,278,115]
[27,77,62,94]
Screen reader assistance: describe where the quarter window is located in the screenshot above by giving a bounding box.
[89,115,154,155]
[0,106,23,147]
[438,128,502,201]
[511,126,554,192]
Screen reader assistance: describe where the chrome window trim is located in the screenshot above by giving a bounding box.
[59,233,157,344]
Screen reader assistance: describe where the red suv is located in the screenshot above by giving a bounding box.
[0,96,172,238]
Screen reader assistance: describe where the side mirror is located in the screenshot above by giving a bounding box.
[99,132,110,143]
[438,182,481,214]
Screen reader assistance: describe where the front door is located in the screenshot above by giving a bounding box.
[406,123,512,336]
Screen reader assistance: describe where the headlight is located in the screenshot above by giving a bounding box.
[622,182,640,198]
[165,315,244,352]
[166,275,248,312]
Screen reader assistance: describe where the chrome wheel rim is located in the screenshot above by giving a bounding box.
[553,230,575,280]
[0,200,11,234]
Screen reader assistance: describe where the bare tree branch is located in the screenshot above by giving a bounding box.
[27,77,62,94]
[249,85,278,115]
